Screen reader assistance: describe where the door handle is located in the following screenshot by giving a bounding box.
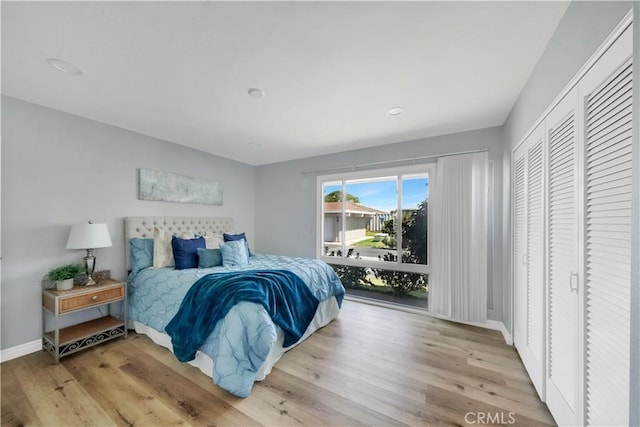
[569,272,579,293]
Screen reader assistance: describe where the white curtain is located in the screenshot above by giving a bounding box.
[429,151,488,323]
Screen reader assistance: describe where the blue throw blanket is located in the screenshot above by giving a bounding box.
[165,270,320,363]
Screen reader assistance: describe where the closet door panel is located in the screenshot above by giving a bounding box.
[545,87,581,426]
[579,24,633,427]
[526,137,545,371]
[513,123,545,398]
[513,148,528,352]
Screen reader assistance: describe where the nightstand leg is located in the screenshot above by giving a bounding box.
[123,284,128,339]
[54,315,60,362]
[41,309,45,352]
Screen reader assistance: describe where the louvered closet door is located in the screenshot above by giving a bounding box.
[513,124,545,398]
[545,87,581,426]
[579,24,633,427]
[513,145,528,360]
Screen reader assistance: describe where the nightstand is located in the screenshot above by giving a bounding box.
[42,278,127,361]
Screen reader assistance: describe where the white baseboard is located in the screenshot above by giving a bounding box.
[0,339,41,363]
[486,320,513,345]
[345,294,513,345]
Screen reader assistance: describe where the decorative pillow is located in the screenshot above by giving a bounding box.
[197,248,223,268]
[130,238,153,273]
[204,232,224,249]
[172,236,205,270]
[153,228,195,268]
[219,240,249,267]
[153,228,174,268]
[223,232,252,257]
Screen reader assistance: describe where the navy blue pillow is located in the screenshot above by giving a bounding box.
[172,236,205,270]
[197,248,223,268]
[223,232,252,257]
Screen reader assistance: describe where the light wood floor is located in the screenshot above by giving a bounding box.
[1,300,554,426]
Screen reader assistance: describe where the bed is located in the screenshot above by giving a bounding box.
[124,216,345,397]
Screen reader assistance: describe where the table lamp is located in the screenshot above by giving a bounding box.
[66,221,112,286]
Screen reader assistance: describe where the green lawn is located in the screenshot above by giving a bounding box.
[352,237,387,248]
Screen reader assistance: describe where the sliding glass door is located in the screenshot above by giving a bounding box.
[317,164,433,308]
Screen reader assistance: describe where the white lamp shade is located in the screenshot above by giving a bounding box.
[66,223,113,249]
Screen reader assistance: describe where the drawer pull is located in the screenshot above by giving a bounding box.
[91,295,99,301]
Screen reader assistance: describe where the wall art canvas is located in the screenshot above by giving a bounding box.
[138,169,223,206]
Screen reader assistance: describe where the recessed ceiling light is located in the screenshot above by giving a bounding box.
[248,88,266,98]
[386,107,405,117]
[46,58,83,76]
[248,142,263,148]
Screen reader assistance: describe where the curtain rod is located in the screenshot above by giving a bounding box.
[301,148,489,175]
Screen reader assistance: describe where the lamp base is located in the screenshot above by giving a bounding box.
[83,249,97,286]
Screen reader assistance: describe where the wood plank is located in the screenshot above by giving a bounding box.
[303,324,519,390]
[343,310,509,352]
[262,367,405,426]
[1,300,554,426]
[117,352,262,426]
[129,335,317,427]
[8,351,115,426]
[421,383,555,426]
[1,365,43,426]
[289,336,550,422]
[316,312,537,390]
[275,355,461,426]
[62,339,190,426]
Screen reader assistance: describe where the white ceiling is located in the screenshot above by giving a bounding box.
[2,1,569,166]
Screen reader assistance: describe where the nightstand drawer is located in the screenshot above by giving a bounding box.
[59,284,124,313]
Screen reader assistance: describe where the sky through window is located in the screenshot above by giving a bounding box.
[324,177,428,212]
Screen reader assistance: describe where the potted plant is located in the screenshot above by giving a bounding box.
[46,264,84,291]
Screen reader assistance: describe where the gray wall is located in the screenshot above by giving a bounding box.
[500,1,633,335]
[504,1,633,147]
[1,96,255,350]
[255,127,506,322]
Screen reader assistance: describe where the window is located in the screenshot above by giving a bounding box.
[317,164,434,308]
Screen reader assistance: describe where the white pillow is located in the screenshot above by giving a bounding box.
[204,232,224,249]
[152,228,195,268]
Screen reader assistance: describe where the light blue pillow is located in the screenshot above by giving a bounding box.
[223,232,252,257]
[130,238,153,273]
[220,240,249,267]
[197,248,223,268]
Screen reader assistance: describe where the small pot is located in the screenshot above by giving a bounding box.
[56,278,74,291]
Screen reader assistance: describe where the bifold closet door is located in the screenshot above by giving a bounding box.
[513,124,545,398]
[545,87,581,426]
[579,24,633,426]
[513,144,527,370]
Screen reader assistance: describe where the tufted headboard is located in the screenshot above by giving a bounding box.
[124,216,234,271]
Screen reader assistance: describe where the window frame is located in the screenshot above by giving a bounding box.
[316,163,435,275]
